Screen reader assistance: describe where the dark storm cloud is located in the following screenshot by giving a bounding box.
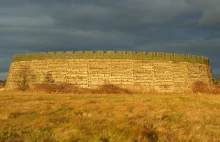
[0,0,220,79]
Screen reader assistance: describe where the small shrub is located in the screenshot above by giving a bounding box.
[3,80,7,87]
[192,81,209,93]
[94,84,132,94]
[213,78,220,85]
[0,80,5,88]
[18,66,32,91]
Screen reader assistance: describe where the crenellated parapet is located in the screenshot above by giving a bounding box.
[12,51,209,64]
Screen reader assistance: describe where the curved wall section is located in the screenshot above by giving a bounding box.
[6,51,213,92]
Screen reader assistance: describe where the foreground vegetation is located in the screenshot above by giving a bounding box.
[0,91,220,142]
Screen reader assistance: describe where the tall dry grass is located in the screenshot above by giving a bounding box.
[0,91,220,141]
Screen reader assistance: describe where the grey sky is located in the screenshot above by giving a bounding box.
[0,0,220,79]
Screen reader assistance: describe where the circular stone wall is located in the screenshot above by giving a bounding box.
[6,51,213,92]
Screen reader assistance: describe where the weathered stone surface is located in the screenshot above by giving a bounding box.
[6,59,213,92]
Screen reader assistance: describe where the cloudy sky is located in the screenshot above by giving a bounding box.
[0,0,220,79]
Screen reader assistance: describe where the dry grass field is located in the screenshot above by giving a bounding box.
[0,91,220,142]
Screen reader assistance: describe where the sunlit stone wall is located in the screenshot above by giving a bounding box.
[6,51,213,92]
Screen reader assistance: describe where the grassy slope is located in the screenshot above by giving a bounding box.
[0,91,220,142]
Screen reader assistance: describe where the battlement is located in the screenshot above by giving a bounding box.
[12,51,209,64]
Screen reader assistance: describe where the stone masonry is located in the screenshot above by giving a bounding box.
[5,51,213,92]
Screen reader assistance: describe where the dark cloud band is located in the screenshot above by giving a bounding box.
[0,0,219,79]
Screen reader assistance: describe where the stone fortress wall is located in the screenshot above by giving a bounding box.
[6,51,213,92]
